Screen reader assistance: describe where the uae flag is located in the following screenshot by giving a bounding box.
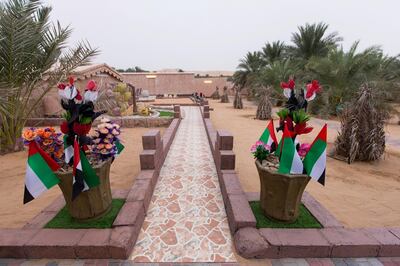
[115,139,125,155]
[259,120,278,152]
[72,139,100,200]
[64,135,73,166]
[24,142,60,204]
[278,125,303,175]
[303,124,327,185]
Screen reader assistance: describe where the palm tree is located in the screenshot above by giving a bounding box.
[335,85,385,163]
[289,22,342,61]
[255,86,272,120]
[0,0,98,153]
[261,41,287,65]
[306,41,394,115]
[259,58,300,104]
[232,51,264,108]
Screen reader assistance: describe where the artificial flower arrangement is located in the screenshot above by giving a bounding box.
[91,117,124,160]
[22,127,64,163]
[252,78,327,222]
[22,77,124,209]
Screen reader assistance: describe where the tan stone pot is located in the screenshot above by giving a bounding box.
[56,158,112,221]
[255,160,310,223]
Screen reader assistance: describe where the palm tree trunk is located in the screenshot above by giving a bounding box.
[233,89,243,109]
[256,94,272,120]
[220,88,229,103]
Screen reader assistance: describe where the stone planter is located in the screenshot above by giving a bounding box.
[56,158,112,221]
[255,160,310,223]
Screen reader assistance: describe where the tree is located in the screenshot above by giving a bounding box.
[255,86,272,120]
[232,51,264,108]
[0,0,98,153]
[289,22,342,61]
[306,42,398,115]
[220,86,229,103]
[261,41,287,65]
[259,58,300,105]
[335,85,385,163]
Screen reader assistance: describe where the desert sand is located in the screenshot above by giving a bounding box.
[0,127,163,228]
[209,98,400,228]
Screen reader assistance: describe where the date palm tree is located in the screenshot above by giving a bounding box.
[232,51,264,108]
[0,0,99,153]
[289,22,342,61]
[335,85,385,163]
[261,41,287,66]
[306,41,397,115]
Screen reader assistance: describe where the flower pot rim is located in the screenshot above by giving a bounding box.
[255,159,309,179]
[55,157,112,175]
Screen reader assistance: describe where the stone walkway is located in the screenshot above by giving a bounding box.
[129,107,236,263]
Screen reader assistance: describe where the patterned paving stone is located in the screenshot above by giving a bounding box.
[130,107,236,263]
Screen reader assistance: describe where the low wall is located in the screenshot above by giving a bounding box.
[25,117,173,128]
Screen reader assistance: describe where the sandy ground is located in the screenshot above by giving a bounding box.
[209,98,400,228]
[0,127,163,228]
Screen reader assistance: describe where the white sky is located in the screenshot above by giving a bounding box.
[46,0,399,71]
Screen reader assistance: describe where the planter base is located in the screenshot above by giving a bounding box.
[256,160,310,223]
[56,158,113,221]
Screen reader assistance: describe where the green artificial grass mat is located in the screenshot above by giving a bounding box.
[45,199,125,229]
[158,110,174,117]
[250,201,322,229]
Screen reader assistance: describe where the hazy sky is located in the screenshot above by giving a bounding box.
[46,0,399,71]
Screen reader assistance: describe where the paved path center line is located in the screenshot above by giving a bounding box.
[130,106,236,263]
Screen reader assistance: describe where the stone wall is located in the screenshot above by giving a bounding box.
[122,72,232,97]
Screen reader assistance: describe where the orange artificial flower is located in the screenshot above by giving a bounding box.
[43,131,52,139]
[22,129,37,141]
[43,139,53,146]
[54,149,64,158]
[36,128,45,137]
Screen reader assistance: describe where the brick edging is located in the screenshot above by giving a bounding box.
[200,108,400,259]
[25,116,174,128]
[0,116,182,259]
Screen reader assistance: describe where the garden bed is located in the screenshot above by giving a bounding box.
[250,201,322,229]
[45,199,125,229]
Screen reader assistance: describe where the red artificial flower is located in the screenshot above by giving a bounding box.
[306,80,321,100]
[60,121,69,134]
[73,122,92,136]
[280,79,295,89]
[86,80,96,91]
[57,83,66,90]
[294,122,313,136]
[69,76,75,85]
[75,90,82,101]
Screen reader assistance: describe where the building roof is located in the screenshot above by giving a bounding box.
[121,71,195,75]
[192,70,234,77]
[72,63,124,81]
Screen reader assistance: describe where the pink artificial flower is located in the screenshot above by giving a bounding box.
[263,144,271,151]
[255,140,263,146]
[250,144,257,153]
[298,143,311,157]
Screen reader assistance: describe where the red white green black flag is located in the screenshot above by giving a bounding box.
[303,124,327,185]
[71,138,100,200]
[259,120,278,152]
[277,124,303,175]
[23,142,60,204]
